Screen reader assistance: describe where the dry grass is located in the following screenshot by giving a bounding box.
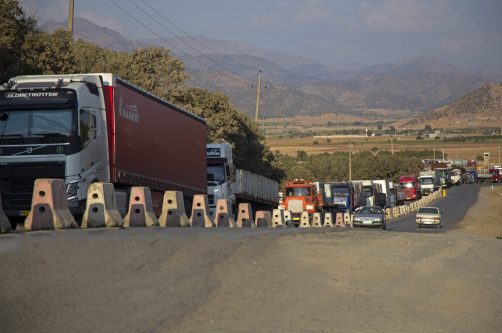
[267,135,502,160]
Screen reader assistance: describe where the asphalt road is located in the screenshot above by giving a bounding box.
[386,183,486,232]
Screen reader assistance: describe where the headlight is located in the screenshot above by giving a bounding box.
[306,204,314,210]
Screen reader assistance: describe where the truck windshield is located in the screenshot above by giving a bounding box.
[419,178,433,185]
[286,187,310,196]
[0,108,77,143]
[401,182,415,189]
[332,187,349,196]
[207,165,225,185]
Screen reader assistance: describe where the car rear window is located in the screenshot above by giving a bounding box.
[418,207,439,214]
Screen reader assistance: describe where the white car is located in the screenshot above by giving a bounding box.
[416,207,442,228]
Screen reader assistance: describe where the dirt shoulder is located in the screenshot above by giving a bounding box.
[455,185,502,238]
[0,187,501,333]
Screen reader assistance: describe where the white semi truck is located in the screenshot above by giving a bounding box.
[0,74,207,226]
[419,171,440,195]
[206,143,279,215]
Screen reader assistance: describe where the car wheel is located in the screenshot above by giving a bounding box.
[437,223,441,229]
[417,223,421,228]
[382,221,386,230]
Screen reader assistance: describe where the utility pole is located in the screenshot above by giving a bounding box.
[254,70,262,122]
[348,142,352,181]
[68,0,75,35]
[391,136,394,155]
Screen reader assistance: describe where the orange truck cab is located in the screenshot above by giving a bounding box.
[279,180,321,225]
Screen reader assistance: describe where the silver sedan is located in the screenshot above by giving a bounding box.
[353,206,387,229]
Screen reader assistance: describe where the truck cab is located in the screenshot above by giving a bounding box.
[322,182,363,214]
[399,175,421,201]
[281,180,319,224]
[0,75,109,219]
[206,143,234,215]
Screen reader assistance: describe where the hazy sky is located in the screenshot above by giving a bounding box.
[21,0,502,70]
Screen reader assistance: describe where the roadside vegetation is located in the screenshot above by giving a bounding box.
[274,150,424,183]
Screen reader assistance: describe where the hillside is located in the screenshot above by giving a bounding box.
[41,18,494,119]
[400,83,502,129]
[41,17,142,51]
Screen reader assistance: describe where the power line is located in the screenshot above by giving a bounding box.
[128,0,254,86]
[139,0,225,57]
[108,0,246,84]
[108,0,288,118]
[136,0,289,116]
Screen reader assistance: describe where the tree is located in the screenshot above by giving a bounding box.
[296,150,308,161]
[0,0,37,82]
[22,29,78,74]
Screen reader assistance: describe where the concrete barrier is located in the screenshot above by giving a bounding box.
[271,209,286,228]
[299,211,311,228]
[344,213,353,228]
[189,194,214,227]
[0,193,12,234]
[323,212,333,227]
[283,210,293,227]
[236,203,255,228]
[24,179,77,231]
[335,212,345,227]
[81,182,123,228]
[158,191,190,227]
[123,187,158,228]
[392,207,400,218]
[385,208,392,220]
[255,211,272,228]
[214,199,236,227]
[312,212,323,227]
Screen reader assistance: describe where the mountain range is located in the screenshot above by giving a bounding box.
[42,17,499,119]
[400,83,502,129]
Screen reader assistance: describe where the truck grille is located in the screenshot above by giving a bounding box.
[0,162,65,213]
[287,199,304,213]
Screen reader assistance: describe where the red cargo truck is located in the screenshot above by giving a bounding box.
[0,73,206,221]
[399,175,421,201]
[490,168,501,183]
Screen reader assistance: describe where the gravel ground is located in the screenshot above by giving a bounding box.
[0,187,501,333]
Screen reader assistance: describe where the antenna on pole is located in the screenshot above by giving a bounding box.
[68,0,75,35]
[254,70,262,122]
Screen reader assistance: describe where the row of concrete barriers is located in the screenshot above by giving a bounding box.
[0,179,355,233]
[384,190,442,221]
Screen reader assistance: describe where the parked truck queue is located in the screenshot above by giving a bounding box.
[0,74,499,232]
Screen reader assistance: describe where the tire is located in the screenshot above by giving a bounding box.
[417,223,421,228]
[437,223,442,229]
[382,221,386,230]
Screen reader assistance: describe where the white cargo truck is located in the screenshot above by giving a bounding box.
[418,171,440,195]
[206,143,279,215]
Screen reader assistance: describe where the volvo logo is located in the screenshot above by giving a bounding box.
[56,146,64,154]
